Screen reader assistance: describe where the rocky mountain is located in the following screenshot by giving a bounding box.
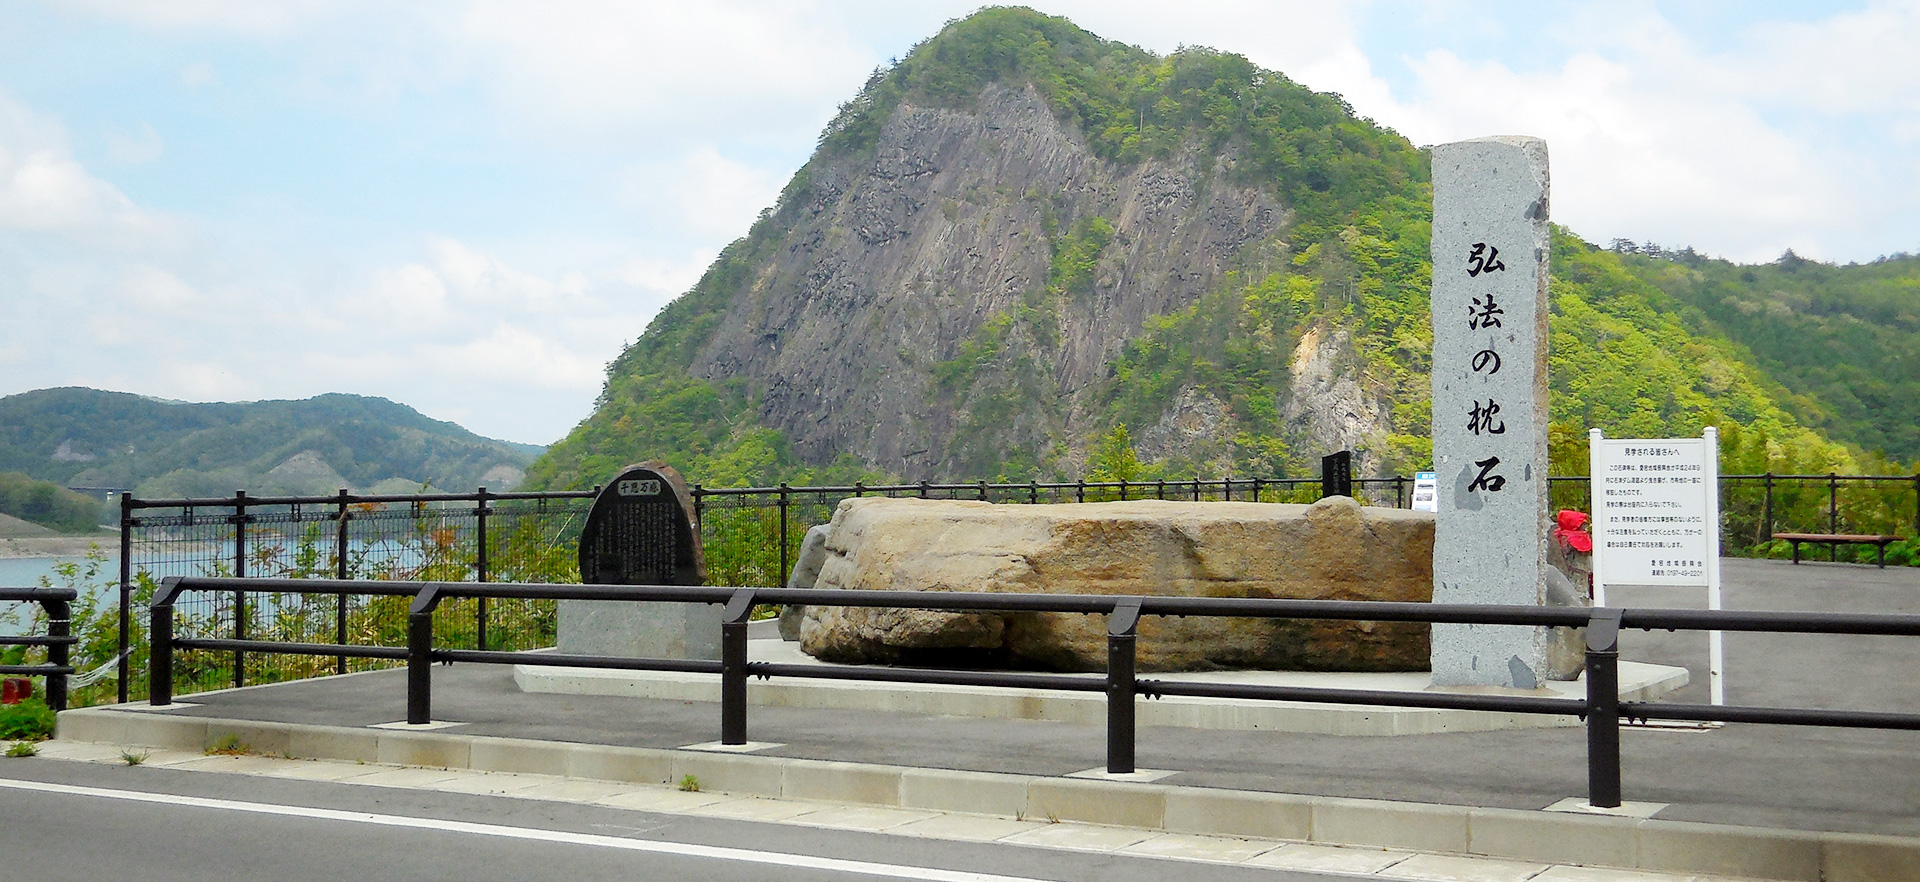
[527,8,1898,491]
[0,387,540,498]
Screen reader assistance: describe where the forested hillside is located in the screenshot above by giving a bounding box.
[525,8,1908,493]
[0,472,101,533]
[0,388,540,498]
[1610,246,1920,463]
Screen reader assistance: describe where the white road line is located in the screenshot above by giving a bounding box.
[0,778,1053,882]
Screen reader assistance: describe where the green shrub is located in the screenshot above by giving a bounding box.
[0,697,56,741]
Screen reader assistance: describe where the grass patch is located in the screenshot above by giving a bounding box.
[0,697,55,742]
[205,733,254,756]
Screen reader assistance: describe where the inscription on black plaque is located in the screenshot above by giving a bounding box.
[578,462,705,585]
[1321,450,1354,499]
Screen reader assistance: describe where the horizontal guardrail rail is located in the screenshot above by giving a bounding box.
[0,586,77,712]
[115,469,1920,702]
[148,576,1920,810]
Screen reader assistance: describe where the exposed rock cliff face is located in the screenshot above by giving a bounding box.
[1285,326,1392,475]
[690,83,1288,477]
[525,9,1439,490]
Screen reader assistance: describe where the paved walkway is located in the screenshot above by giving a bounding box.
[128,558,1920,839]
[13,742,1720,882]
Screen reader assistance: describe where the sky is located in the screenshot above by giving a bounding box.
[2,2,1916,446]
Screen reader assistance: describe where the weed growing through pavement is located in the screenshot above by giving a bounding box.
[120,748,149,766]
[205,733,253,756]
[678,774,700,792]
[6,741,38,757]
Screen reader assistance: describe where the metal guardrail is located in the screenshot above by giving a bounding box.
[1,587,77,712]
[113,470,1920,704]
[149,576,1920,810]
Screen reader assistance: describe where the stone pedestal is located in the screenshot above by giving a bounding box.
[561,460,712,660]
[557,601,720,660]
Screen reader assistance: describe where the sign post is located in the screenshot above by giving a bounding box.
[1589,428,1723,704]
[1411,472,1438,512]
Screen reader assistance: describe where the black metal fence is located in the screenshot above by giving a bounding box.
[114,488,595,702]
[103,470,1920,703]
[0,587,75,712]
[149,576,1920,810]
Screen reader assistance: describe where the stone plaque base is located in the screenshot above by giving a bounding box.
[557,599,721,661]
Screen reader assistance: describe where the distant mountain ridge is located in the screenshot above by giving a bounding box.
[0,387,540,498]
[526,8,1909,491]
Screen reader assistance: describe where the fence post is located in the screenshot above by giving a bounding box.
[854,481,865,498]
[336,489,350,675]
[720,589,755,745]
[150,578,184,707]
[1763,473,1774,542]
[407,586,440,725]
[1076,480,1085,503]
[475,487,490,651]
[978,480,989,502]
[691,485,703,536]
[1252,477,1263,503]
[919,480,930,499]
[1913,474,1920,539]
[117,492,133,704]
[777,483,791,589]
[1106,599,1142,775]
[1029,481,1038,505]
[231,489,248,689]
[1585,607,1624,808]
[1119,479,1128,501]
[43,596,69,712]
[1828,473,1840,561]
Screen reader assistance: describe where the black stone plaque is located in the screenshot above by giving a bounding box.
[578,462,705,585]
[1321,450,1354,499]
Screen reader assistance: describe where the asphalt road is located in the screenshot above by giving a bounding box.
[0,759,1335,882]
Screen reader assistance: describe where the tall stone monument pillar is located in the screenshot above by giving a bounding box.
[1428,136,1552,689]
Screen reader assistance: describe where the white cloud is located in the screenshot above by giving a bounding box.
[1730,3,1920,116]
[105,123,165,164]
[451,0,875,144]
[617,250,713,294]
[620,147,787,238]
[178,63,219,87]
[52,0,377,37]
[1350,5,1919,262]
[0,91,184,257]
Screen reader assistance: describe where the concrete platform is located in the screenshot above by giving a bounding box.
[37,558,1920,881]
[515,639,1690,736]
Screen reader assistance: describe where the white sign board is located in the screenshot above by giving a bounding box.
[1590,437,1715,587]
[1589,427,1724,704]
[1411,472,1438,512]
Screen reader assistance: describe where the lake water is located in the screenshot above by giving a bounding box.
[0,556,120,603]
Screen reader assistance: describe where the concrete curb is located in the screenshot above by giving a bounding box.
[57,705,1919,882]
[514,653,1690,737]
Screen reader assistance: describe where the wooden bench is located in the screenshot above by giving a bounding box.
[1773,532,1902,568]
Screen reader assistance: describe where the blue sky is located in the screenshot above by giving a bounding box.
[3,2,1915,446]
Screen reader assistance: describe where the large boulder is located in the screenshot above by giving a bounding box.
[798,495,1435,672]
